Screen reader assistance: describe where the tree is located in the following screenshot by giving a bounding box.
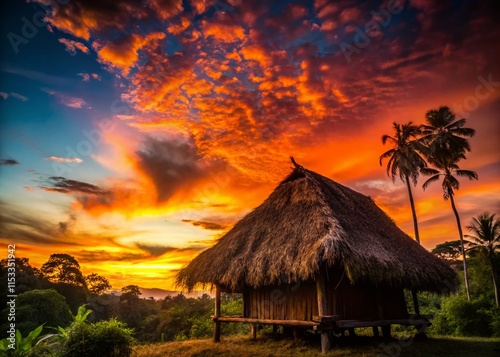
[121,285,141,299]
[465,213,500,307]
[432,240,472,264]
[0,289,72,335]
[422,153,478,301]
[380,122,427,243]
[86,273,111,295]
[421,106,475,159]
[0,257,51,307]
[120,285,142,328]
[40,254,87,288]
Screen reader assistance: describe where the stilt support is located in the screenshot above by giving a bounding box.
[250,324,257,339]
[316,267,331,353]
[213,285,221,342]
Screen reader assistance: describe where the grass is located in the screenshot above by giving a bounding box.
[134,334,500,357]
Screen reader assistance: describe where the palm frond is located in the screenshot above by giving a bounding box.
[379,149,395,166]
[422,174,440,190]
[420,167,439,176]
[455,169,478,180]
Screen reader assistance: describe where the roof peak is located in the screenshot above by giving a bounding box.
[290,156,302,169]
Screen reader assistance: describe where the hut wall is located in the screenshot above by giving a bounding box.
[243,281,318,320]
[243,269,408,321]
[325,268,408,320]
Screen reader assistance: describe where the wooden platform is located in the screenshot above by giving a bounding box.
[214,316,320,327]
[213,315,431,330]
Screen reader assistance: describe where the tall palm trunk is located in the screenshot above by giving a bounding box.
[404,175,420,244]
[405,175,422,316]
[489,255,499,307]
[449,192,471,301]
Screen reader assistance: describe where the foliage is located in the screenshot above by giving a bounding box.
[429,294,494,337]
[119,285,143,328]
[0,325,44,357]
[40,254,87,288]
[85,273,111,295]
[87,293,119,321]
[60,319,135,357]
[0,258,51,308]
[380,122,427,184]
[465,212,500,306]
[34,304,95,356]
[52,283,88,315]
[121,285,142,297]
[421,106,475,160]
[0,289,72,336]
[432,240,472,262]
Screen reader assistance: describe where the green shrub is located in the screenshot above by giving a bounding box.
[429,294,493,337]
[61,319,135,357]
[489,307,500,337]
[1,289,72,337]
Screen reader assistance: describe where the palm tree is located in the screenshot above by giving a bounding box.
[421,106,475,160]
[465,213,500,307]
[380,122,427,244]
[421,153,478,301]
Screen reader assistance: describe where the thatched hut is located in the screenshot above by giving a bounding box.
[177,159,456,352]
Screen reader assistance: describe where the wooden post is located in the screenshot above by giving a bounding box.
[372,326,379,337]
[412,290,420,316]
[214,285,221,342]
[381,325,391,338]
[250,324,257,339]
[316,267,331,353]
[272,324,278,333]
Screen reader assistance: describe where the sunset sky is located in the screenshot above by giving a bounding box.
[0,0,499,291]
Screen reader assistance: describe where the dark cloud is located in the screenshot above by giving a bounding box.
[182,219,227,231]
[58,214,77,233]
[41,176,108,195]
[135,136,208,202]
[76,250,147,263]
[0,159,20,166]
[0,201,129,249]
[136,243,178,257]
[77,244,205,263]
[0,201,77,245]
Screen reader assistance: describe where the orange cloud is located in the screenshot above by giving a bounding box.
[168,17,192,35]
[202,21,246,43]
[58,38,90,54]
[95,32,166,74]
[239,44,272,68]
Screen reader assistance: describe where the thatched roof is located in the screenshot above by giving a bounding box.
[177,160,456,293]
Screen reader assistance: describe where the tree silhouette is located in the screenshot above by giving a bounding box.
[465,213,500,307]
[422,153,478,301]
[86,273,111,295]
[421,106,475,159]
[40,254,87,288]
[120,285,142,328]
[380,122,427,243]
[432,240,472,265]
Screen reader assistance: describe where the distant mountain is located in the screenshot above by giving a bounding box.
[139,287,213,300]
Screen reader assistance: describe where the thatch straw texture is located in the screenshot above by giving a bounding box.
[177,163,456,293]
